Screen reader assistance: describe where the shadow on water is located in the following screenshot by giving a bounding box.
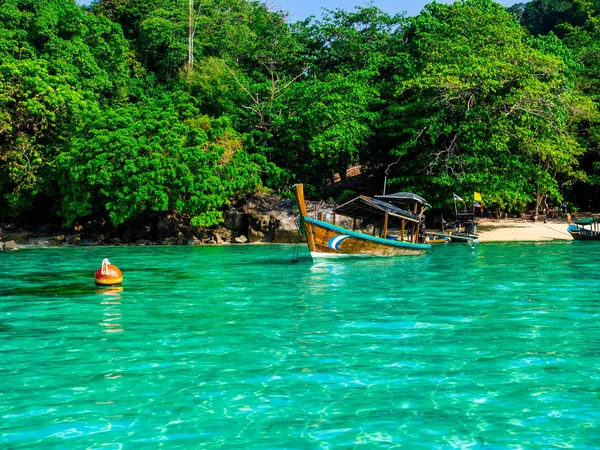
[0,321,15,332]
[0,282,137,298]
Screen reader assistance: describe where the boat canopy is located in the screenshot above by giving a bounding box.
[575,217,600,225]
[375,192,431,209]
[334,195,420,223]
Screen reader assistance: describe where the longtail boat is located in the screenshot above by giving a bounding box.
[568,217,600,240]
[446,212,480,244]
[293,184,431,258]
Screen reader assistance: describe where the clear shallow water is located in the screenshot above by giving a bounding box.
[1,242,599,449]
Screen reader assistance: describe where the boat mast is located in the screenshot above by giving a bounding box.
[294,184,316,253]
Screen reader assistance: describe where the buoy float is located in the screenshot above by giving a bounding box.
[94,258,123,286]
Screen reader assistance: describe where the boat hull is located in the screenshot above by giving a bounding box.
[303,217,430,258]
[449,233,480,244]
[567,224,600,240]
[568,232,600,240]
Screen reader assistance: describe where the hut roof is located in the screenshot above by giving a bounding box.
[375,192,431,209]
[334,196,420,223]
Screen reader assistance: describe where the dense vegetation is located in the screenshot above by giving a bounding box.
[1,0,600,229]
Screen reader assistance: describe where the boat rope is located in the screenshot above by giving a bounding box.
[101,258,111,276]
[542,223,571,237]
[291,218,302,263]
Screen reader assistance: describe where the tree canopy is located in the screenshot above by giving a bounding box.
[2,0,600,227]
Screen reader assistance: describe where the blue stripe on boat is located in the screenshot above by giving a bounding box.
[328,235,350,250]
[304,217,431,250]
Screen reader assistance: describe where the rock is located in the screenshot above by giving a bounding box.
[248,213,277,243]
[187,238,202,245]
[0,241,4,251]
[136,239,152,246]
[162,237,179,245]
[29,239,50,246]
[234,235,248,244]
[4,240,17,251]
[69,237,81,246]
[213,227,232,243]
[213,232,224,244]
[248,228,265,242]
[157,215,180,239]
[274,216,302,243]
[223,210,246,232]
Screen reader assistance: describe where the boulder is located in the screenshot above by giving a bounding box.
[157,215,179,238]
[234,235,248,244]
[162,237,180,245]
[274,216,302,243]
[213,226,232,243]
[247,213,277,243]
[223,210,246,232]
[0,241,4,251]
[4,240,17,251]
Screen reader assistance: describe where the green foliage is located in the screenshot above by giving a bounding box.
[4,0,600,225]
[56,92,261,226]
[384,0,595,213]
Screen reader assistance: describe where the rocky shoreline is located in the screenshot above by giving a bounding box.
[0,195,309,251]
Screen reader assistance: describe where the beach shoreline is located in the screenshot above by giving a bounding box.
[0,217,581,250]
[476,218,573,242]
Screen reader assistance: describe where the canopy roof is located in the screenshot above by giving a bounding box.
[375,192,431,209]
[575,217,600,225]
[456,212,475,220]
[334,196,420,223]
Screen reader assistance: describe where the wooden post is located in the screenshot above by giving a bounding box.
[414,205,423,243]
[382,213,389,239]
[318,212,324,221]
[412,202,418,243]
[353,219,357,231]
[333,213,336,225]
[401,220,405,241]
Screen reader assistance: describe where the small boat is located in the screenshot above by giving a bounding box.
[567,218,600,240]
[447,212,480,244]
[424,232,449,244]
[293,184,431,258]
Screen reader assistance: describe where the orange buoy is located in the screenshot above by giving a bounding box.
[94,258,123,286]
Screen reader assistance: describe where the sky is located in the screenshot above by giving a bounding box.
[78,1,523,21]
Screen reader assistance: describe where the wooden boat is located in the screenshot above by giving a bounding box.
[375,192,449,244]
[424,232,449,244]
[293,184,431,258]
[568,218,600,240]
[447,212,480,244]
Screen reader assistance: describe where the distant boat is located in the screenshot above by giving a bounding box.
[567,218,600,240]
[424,232,450,244]
[293,184,431,258]
[446,212,480,244]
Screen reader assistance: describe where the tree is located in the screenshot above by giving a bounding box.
[0,0,130,218]
[385,0,595,215]
[56,90,262,226]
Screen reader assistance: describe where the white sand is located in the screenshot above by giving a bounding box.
[476,218,573,242]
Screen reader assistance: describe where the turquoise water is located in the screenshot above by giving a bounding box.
[1,242,599,448]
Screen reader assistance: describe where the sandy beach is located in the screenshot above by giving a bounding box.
[477,218,573,242]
